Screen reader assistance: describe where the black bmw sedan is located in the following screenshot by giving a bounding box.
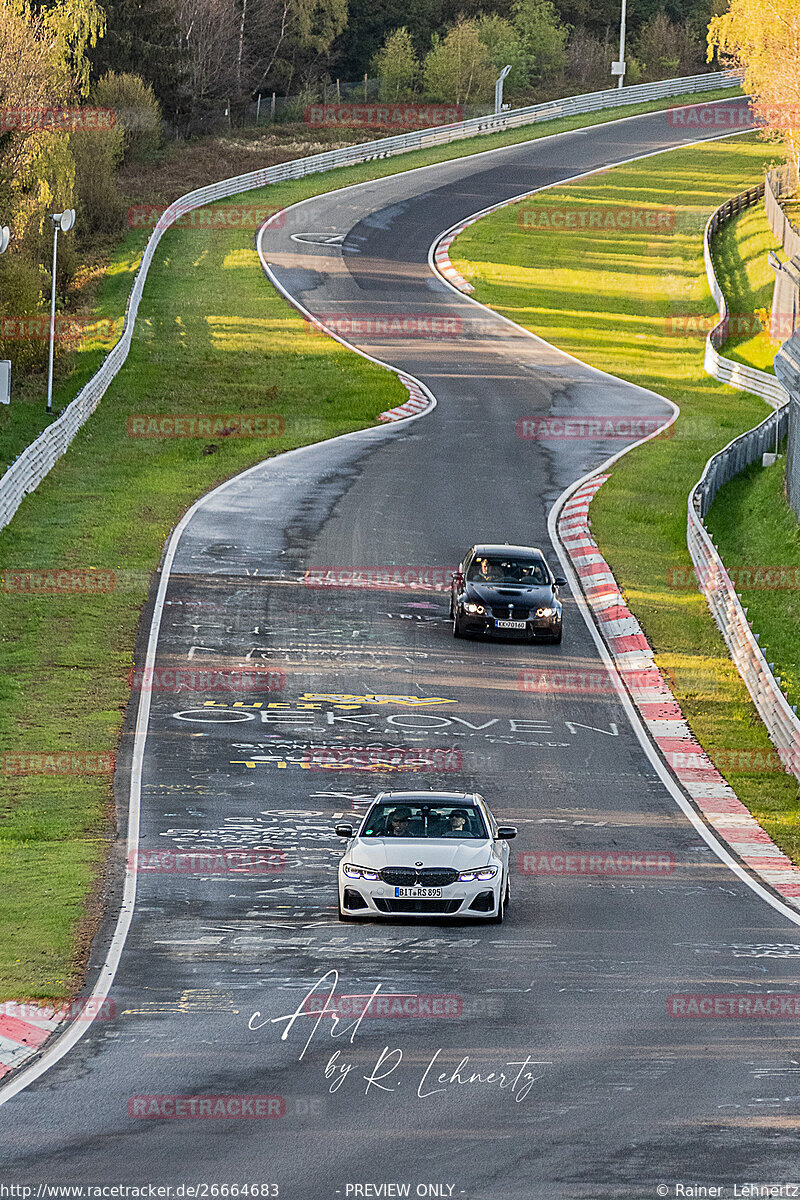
[449,544,567,642]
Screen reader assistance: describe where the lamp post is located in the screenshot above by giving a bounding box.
[46,208,75,414]
[494,65,512,115]
[612,0,627,88]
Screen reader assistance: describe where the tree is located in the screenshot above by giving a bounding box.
[708,0,800,179]
[512,0,568,81]
[565,26,614,89]
[89,0,186,121]
[246,0,348,96]
[635,11,703,80]
[92,71,162,162]
[175,0,239,118]
[372,27,418,99]
[476,13,529,94]
[423,17,496,104]
[0,0,106,372]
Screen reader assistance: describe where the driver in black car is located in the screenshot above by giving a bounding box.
[477,558,502,583]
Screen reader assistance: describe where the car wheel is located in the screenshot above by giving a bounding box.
[490,887,505,924]
[337,899,357,922]
[453,611,465,639]
[550,624,563,645]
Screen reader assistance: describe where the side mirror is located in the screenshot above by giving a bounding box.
[335,823,355,837]
[497,825,517,839]
[452,571,464,587]
[553,577,567,587]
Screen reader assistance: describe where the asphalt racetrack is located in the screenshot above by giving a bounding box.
[3,100,798,1199]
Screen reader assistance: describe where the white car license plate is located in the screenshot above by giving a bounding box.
[395,886,442,898]
[495,619,526,629]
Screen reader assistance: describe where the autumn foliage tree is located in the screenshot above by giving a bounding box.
[708,0,800,180]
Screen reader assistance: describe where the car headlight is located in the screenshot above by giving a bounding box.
[458,865,499,882]
[342,863,380,881]
[536,606,556,617]
[464,602,485,614]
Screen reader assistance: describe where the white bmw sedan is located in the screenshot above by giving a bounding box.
[335,791,516,923]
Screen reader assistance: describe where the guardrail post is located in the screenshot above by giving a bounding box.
[775,332,800,519]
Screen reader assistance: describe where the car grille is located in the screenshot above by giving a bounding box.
[379,867,459,887]
[374,899,462,914]
[491,605,530,620]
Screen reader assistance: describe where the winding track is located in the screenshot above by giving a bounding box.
[3,101,799,1198]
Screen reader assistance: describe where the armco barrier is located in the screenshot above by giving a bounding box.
[703,186,788,408]
[765,164,800,259]
[688,191,800,783]
[775,332,800,519]
[687,418,800,785]
[0,71,740,533]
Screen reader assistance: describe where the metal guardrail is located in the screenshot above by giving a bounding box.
[775,333,800,519]
[0,69,740,534]
[688,188,800,783]
[703,185,788,407]
[765,164,800,259]
[687,415,800,784]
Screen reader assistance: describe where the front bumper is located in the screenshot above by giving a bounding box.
[338,876,502,919]
[461,613,561,638]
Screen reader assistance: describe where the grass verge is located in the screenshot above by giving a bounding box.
[713,203,782,371]
[450,132,800,861]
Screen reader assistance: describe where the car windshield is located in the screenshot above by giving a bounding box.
[361,803,489,839]
[467,557,548,585]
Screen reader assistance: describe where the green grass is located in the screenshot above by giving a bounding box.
[450,133,800,861]
[712,203,782,371]
[0,83,743,1001]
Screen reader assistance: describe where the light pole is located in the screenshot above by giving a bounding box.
[494,65,512,115]
[46,208,75,414]
[612,0,627,88]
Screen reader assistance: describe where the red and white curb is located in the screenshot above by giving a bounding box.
[378,375,431,422]
[433,230,476,294]
[0,1004,66,1078]
[559,476,800,906]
